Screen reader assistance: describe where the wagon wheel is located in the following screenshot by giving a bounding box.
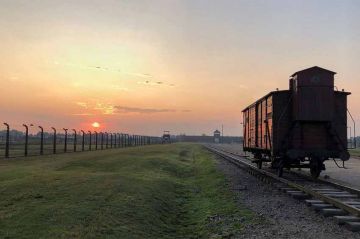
[310,158,321,179]
[310,165,321,179]
[277,160,284,177]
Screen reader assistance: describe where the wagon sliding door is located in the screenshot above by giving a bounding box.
[258,98,271,151]
[265,96,273,151]
[272,92,291,155]
[249,106,257,148]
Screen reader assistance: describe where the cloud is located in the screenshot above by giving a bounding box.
[114,106,176,114]
[94,103,115,115]
[55,61,178,89]
[88,66,154,79]
[74,101,189,116]
[75,101,115,115]
[137,80,162,86]
[137,80,175,87]
[54,61,153,79]
[76,102,88,108]
[72,113,94,116]
[123,72,153,78]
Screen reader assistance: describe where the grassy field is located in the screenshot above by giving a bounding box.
[349,148,360,158]
[0,143,253,238]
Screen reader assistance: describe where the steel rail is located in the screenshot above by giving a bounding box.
[205,145,360,217]
[289,167,360,198]
[221,147,360,198]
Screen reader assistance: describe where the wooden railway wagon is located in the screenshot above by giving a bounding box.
[242,66,351,178]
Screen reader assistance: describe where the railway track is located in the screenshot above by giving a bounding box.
[205,144,360,232]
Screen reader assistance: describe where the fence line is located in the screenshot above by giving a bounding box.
[0,123,162,159]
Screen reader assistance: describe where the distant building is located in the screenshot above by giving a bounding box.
[175,134,242,144]
[162,131,171,144]
[214,130,221,143]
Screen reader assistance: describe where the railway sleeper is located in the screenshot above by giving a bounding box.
[321,208,347,217]
[313,188,344,192]
[345,222,360,232]
[285,190,310,200]
[280,187,295,192]
[344,201,360,206]
[334,215,360,225]
[322,193,358,199]
[305,199,324,206]
[311,203,334,211]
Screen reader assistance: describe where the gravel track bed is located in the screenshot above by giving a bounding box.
[215,155,360,239]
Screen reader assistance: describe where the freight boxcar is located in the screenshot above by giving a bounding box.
[242,66,351,178]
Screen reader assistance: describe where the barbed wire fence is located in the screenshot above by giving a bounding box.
[0,123,162,159]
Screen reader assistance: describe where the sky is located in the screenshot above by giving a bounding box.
[0,0,359,136]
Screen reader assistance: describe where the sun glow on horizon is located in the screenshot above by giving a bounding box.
[92,122,100,128]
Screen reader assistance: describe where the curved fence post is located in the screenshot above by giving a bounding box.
[88,131,92,151]
[80,130,85,151]
[39,126,44,155]
[101,132,104,150]
[3,123,10,158]
[95,131,98,150]
[120,134,123,147]
[22,124,31,157]
[72,129,77,152]
[51,127,57,154]
[105,132,109,149]
[63,128,68,153]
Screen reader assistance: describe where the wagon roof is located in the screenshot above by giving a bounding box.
[242,89,350,112]
[242,90,289,112]
[290,66,336,77]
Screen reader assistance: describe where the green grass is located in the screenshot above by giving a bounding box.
[349,148,360,157]
[0,143,253,239]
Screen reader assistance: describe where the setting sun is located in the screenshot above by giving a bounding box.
[92,122,100,128]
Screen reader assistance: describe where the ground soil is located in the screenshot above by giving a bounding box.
[215,155,360,239]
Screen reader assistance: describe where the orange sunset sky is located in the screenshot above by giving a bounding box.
[0,0,359,136]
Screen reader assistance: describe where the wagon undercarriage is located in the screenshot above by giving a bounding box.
[249,151,327,178]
